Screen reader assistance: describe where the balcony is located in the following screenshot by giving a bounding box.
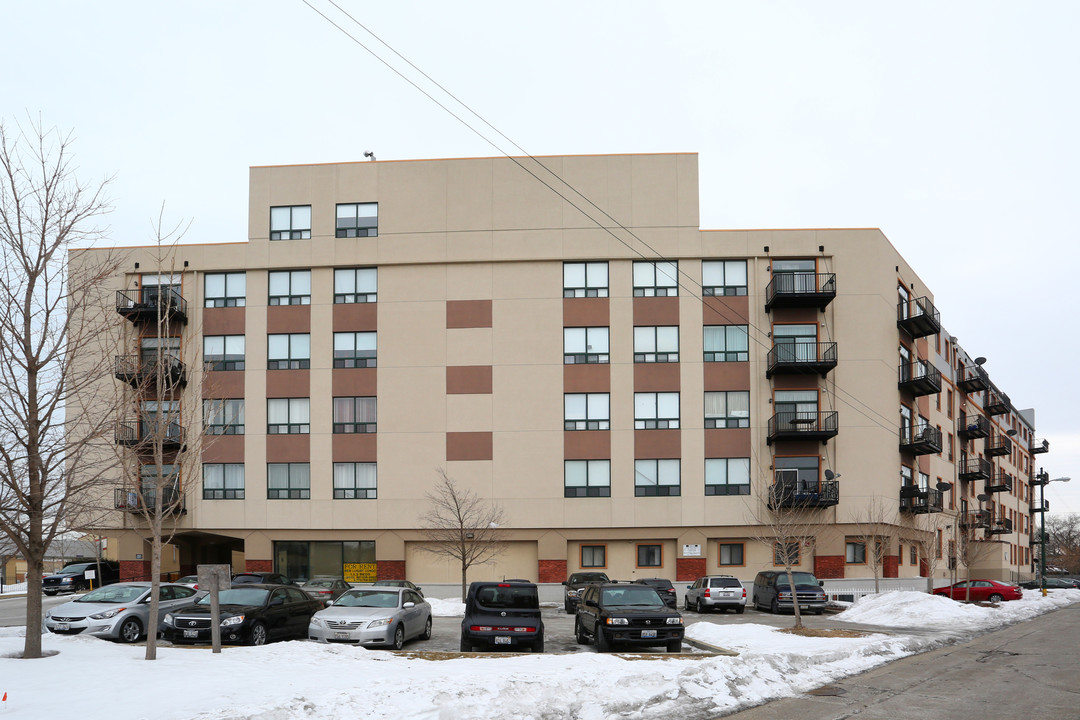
[957,413,990,440]
[896,296,941,338]
[768,476,839,509]
[900,486,944,514]
[958,457,992,481]
[898,361,941,397]
[986,472,1013,494]
[1030,438,1050,455]
[956,364,988,394]
[960,510,991,529]
[985,433,1012,457]
[766,411,839,445]
[984,389,1009,416]
[899,422,942,456]
[1032,499,1049,514]
[987,517,1013,536]
[764,272,836,312]
[114,354,187,389]
[116,288,188,325]
[115,420,185,451]
[114,486,186,515]
[765,342,838,378]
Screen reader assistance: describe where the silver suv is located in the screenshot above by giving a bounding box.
[684,575,747,613]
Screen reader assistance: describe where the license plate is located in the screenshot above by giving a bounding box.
[335,632,350,640]
[183,629,199,638]
[640,629,657,639]
[494,636,511,645]
[56,622,69,631]
[722,592,733,597]
[800,606,809,611]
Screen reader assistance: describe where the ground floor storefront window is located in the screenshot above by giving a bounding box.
[273,540,375,582]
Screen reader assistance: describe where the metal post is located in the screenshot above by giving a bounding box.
[1040,468,1047,597]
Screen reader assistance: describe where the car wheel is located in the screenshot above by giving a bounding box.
[420,616,432,641]
[684,595,691,611]
[43,591,56,596]
[564,602,573,615]
[117,617,143,643]
[533,635,544,653]
[666,639,681,653]
[459,636,471,652]
[988,593,1003,604]
[595,625,610,653]
[697,599,707,614]
[575,617,590,645]
[391,625,405,651]
[248,622,268,646]
[770,598,779,614]
[735,606,745,614]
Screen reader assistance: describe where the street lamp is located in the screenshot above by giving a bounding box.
[1036,470,1071,597]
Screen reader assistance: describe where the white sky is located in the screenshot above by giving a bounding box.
[3,1,1077,510]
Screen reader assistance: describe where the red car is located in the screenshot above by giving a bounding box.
[933,579,1023,603]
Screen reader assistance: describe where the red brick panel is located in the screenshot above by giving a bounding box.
[266,434,310,463]
[702,296,750,325]
[703,362,751,392]
[377,560,406,581]
[332,368,377,396]
[814,555,845,579]
[539,559,568,584]
[634,429,681,459]
[632,297,680,326]
[446,300,492,329]
[676,557,707,582]
[203,370,245,398]
[446,432,493,461]
[562,298,609,327]
[203,307,245,335]
[883,555,899,578]
[447,365,493,394]
[564,431,610,459]
[266,305,311,333]
[333,302,377,332]
[120,560,151,582]
[332,433,377,462]
[564,364,610,392]
[202,434,245,463]
[246,559,273,573]
[267,370,310,397]
[634,363,680,392]
[704,428,751,457]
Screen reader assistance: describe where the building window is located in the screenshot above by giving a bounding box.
[770,259,817,292]
[333,397,376,433]
[846,542,866,564]
[204,272,246,308]
[634,392,679,429]
[333,332,377,368]
[718,543,744,566]
[773,324,818,361]
[914,543,922,564]
[267,398,310,434]
[204,335,245,371]
[268,270,312,305]
[203,399,244,435]
[632,261,678,297]
[705,458,750,495]
[774,542,800,566]
[139,463,179,498]
[270,205,311,240]
[564,262,608,298]
[203,463,245,500]
[581,545,607,568]
[634,459,680,496]
[774,390,819,432]
[335,202,378,238]
[564,460,610,497]
[333,462,377,499]
[141,335,180,364]
[267,463,310,499]
[637,544,662,567]
[563,327,609,364]
[633,326,679,363]
[564,393,610,431]
[774,456,820,491]
[268,333,310,370]
[702,260,748,296]
[334,267,377,303]
[704,392,749,429]
[703,325,749,362]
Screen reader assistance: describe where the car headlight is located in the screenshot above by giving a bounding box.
[61,578,73,584]
[367,617,392,628]
[164,614,174,625]
[309,616,325,628]
[666,617,683,625]
[221,615,244,627]
[89,608,125,620]
[605,617,629,625]
[567,589,579,598]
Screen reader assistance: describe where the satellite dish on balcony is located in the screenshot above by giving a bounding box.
[1006,429,1017,437]
[937,482,953,492]
[824,469,840,481]
[975,357,987,365]
[977,494,989,503]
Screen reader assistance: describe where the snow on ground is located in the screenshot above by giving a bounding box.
[0,590,1075,720]
[426,596,465,617]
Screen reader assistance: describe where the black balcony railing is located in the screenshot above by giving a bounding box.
[900,485,944,514]
[956,364,989,394]
[957,413,990,440]
[896,296,941,338]
[898,361,941,397]
[115,288,188,325]
[960,510,991,529]
[1030,438,1050,455]
[958,457,992,481]
[114,486,186,515]
[984,389,1009,416]
[115,420,186,450]
[765,342,838,378]
[114,354,187,389]
[764,272,836,312]
[985,433,1012,457]
[987,517,1013,535]
[768,477,839,509]
[986,472,1013,494]
[1032,499,1050,514]
[766,411,839,445]
[899,422,942,456]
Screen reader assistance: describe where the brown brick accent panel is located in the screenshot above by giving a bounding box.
[377,561,406,581]
[919,558,930,577]
[564,431,610,459]
[332,368,377,396]
[634,363,680,392]
[202,434,245,463]
[266,434,310,463]
[564,363,610,392]
[633,296,680,326]
[203,371,245,398]
[703,362,750,392]
[563,298,609,326]
[677,557,707,582]
[203,307,245,335]
[447,432,493,461]
[447,300,492,329]
[447,365,493,394]
[267,370,310,397]
[814,555,845,579]
[702,296,749,325]
[266,305,311,333]
[883,555,899,578]
[634,429,680,459]
[539,559,567,584]
[333,302,377,331]
[246,559,273,573]
[704,428,751,457]
[332,433,377,462]
[120,560,150,582]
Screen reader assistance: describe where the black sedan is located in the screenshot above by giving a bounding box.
[1019,577,1080,590]
[163,584,321,646]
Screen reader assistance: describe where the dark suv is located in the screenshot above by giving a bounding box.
[460,581,544,653]
[562,571,610,614]
[752,570,827,614]
[42,561,120,595]
[632,578,677,608]
[575,582,684,653]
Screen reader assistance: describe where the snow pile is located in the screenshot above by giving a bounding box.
[0,582,27,595]
[836,589,1080,630]
[425,597,465,617]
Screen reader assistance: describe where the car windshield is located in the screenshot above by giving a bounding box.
[57,564,91,574]
[304,580,335,588]
[197,588,269,606]
[781,572,819,586]
[475,585,538,609]
[231,575,264,583]
[75,585,146,604]
[334,590,400,608]
[570,573,608,583]
[373,580,402,587]
[602,586,664,607]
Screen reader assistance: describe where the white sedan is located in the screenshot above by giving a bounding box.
[308,587,431,650]
[45,582,201,643]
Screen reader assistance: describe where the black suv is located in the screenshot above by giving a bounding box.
[632,577,677,608]
[575,582,684,653]
[460,581,544,653]
[42,560,120,595]
[752,570,827,614]
[562,571,610,614]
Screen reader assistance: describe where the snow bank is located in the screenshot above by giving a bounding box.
[835,589,1080,630]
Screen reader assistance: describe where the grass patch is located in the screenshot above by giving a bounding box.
[777,627,869,639]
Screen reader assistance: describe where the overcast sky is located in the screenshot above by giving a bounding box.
[4,1,1077,511]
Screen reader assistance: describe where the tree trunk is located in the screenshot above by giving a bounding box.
[784,567,803,629]
[461,564,468,603]
[23,559,43,658]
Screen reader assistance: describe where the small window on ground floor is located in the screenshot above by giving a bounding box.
[581,545,606,568]
[718,543,744,566]
[637,544,662,567]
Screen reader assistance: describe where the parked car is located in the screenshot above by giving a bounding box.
[685,575,747,613]
[933,580,1023,603]
[45,582,200,642]
[752,571,827,614]
[372,579,424,597]
[632,578,678,608]
[574,582,684,653]
[175,575,200,589]
[562,571,610,614]
[163,584,322,645]
[42,560,120,595]
[1019,577,1079,590]
[231,572,295,586]
[301,577,352,602]
[308,586,431,649]
[460,581,544,653]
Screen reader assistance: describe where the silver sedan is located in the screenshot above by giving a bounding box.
[44,582,201,642]
[308,587,431,650]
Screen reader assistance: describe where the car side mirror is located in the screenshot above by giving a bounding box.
[562,581,568,586]
[584,599,597,607]
[686,585,692,590]
[270,597,284,607]
[819,581,824,587]
[416,587,422,592]
[403,601,415,609]
[324,600,334,606]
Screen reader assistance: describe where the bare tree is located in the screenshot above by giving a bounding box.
[1045,514,1080,574]
[0,119,124,658]
[956,508,1001,602]
[418,468,508,600]
[847,498,896,593]
[913,517,948,594]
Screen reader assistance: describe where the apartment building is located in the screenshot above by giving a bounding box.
[69,152,1048,586]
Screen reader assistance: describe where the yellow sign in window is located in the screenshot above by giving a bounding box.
[343,563,377,583]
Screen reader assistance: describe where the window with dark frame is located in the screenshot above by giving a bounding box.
[705,458,750,495]
[703,325,749,362]
[563,326,609,364]
[203,398,244,435]
[204,335,245,371]
[267,463,310,499]
[633,326,679,363]
[267,333,310,370]
[704,391,750,428]
[581,545,606,568]
[702,260,748,296]
[564,460,611,497]
[333,267,377,303]
[563,262,609,298]
[268,270,311,305]
[333,332,377,368]
[270,205,311,240]
[202,463,245,500]
[333,396,376,433]
[846,542,866,564]
[718,543,744,566]
[637,544,662,567]
[634,392,680,429]
[634,459,680,496]
[632,261,678,297]
[333,462,377,499]
[564,393,610,430]
[267,398,310,434]
[335,203,378,238]
[204,272,246,308]
[774,541,800,565]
